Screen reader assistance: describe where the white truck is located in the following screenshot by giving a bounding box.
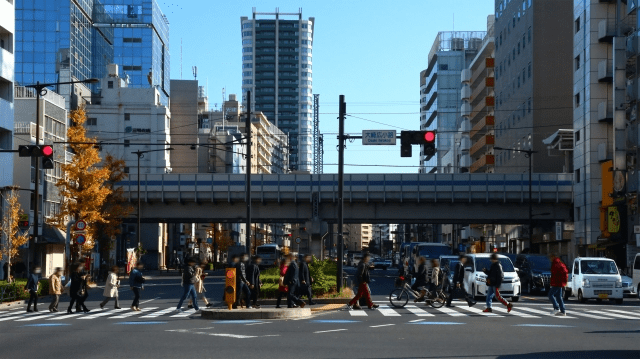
[563,257,624,304]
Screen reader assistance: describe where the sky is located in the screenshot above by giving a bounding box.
[161,0,495,174]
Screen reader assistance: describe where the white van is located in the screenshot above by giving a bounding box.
[564,257,623,304]
[463,254,521,302]
[633,253,640,298]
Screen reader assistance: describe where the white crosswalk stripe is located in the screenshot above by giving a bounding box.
[589,310,640,320]
[491,306,539,318]
[458,305,504,317]
[78,309,124,320]
[16,313,57,321]
[109,307,157,319]
[348,310,368,316]
[377,305,400,317]
[170,309,197,318]
[0,313,30,322]
[603,309,640,319]
[433,306,468,317]
[47,313,83,320]
[141,307,176,318]
[404,305,435,317]
[565,310,615,320]
[516,306,576,319]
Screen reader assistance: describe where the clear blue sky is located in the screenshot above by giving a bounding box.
[162,0,494,174]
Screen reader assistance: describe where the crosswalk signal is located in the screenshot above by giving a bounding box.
[423,131,436,157]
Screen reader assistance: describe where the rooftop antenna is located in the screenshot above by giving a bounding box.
[192,66,197,80]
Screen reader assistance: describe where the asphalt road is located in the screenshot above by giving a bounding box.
[0,266,638,359]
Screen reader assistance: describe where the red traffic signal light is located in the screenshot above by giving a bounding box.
[424,131,435,143]
[18,145,54,158]
[41,145,54,170]
[41,145,53,157]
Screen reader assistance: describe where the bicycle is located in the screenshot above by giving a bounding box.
[389,276,447,308]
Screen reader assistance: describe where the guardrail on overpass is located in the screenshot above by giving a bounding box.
[115,173,573,224]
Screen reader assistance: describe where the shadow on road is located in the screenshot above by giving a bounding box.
[585,330,640,334]
[495,350,640,358]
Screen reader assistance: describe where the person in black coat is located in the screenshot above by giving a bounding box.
[246,256,262,308]
[412,257,429,302]
[298,254,316,305]
[233,254,252,309]
[482,253,512,313]
[446,255,476,307]
[25,266,41,312]
[283,254,305,308]
[348,252,379,310]
[67,264,90,313]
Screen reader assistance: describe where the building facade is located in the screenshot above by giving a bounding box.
[14,0,115,108]
[240,9,314,172]
[420,31,485,173]
[12,86,68,277]
[572,0,639,267]
[97,0,170,105]
[0,0,15,189]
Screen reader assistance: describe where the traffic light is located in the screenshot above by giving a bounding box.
[399,131,437,158]
[42,145,54,169]
[18,145,53,158]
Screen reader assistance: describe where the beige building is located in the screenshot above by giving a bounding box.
[338,224,372,252]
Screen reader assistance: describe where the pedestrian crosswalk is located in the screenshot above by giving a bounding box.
[348,304,640,321]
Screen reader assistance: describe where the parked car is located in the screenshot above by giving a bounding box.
[621,275,637,298]
[514,254,552,295]
[463,254,521,302]
[372,257,391,270]
[564,257,623,304]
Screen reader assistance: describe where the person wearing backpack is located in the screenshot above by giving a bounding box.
[176,258,200,313]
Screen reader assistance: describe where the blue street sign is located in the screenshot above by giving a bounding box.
[206,237,213,244]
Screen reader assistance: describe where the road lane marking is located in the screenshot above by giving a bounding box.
[139,297,161,304]
[407,321,465,325]
[16,313,57,321]
[564,311,614,320]
[78,309,124,319]
[589,310,640,320]
[109,307,157,319]
[409,319,425,322]
[348,310,368,316]
[457,305,504,317]
[377,305,401,316]
[47,313,83,320]
[114,321,167,325]
[603,309,640,319]
[140,307,175,318]
[314,329,348,334]
[22,323,70,327]
[514,324,574,328]
[516,307,576,319]
[405,305,435,317]
[370,324,395,328]
[0,313,30,321]
[491,306,539,318]
[170,309,197,318]
[433,306,467,317]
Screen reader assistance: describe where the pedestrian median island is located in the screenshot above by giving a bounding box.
[200,307,312,320]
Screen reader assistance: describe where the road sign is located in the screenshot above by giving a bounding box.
[362,130,396,145]
[206,237,213,244]
[295,237,302,244]
[75,234,86,245]
[75,220,87,231]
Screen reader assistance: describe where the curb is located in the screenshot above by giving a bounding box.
[257,298,350,305]
[201,307,311,320]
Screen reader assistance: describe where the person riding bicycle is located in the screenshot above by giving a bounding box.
[413,257,429,302]
[428,259,441,299]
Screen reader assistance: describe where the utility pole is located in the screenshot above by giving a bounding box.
[337,95,346,293]
[245,90,252,256]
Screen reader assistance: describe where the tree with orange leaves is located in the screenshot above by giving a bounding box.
[51,109,121,261]
[1,187,31,281]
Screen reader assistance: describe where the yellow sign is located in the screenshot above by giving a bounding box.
[607,206,620,234]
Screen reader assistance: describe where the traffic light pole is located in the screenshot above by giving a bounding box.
[337,95,346,293]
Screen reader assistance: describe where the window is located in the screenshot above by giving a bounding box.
[517,41,520,55]
[124,167,130,174]
[575,168,581,183]
[86,118,97,126]
[528,98,531,113]
[513,47,515,60]
[123,37,142,43]
[522,34,525,49]
[575,16,580,33]
[575,130,580,142]
[439,64,449,70]
[575,55,580,70]
[124,140,130,147]
[123,65,142,71]
[528,62,532,78]
[528,26,532,43]
[522,69,526,84]
[125,113,130,121]
[575,92,581,107]
[107,81,113,89]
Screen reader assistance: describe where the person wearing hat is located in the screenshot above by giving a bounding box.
[176,257,201,312]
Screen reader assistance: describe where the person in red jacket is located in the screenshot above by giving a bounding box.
[275,257,291,308]
[548,253,568,316]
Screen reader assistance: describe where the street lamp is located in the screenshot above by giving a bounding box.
[23,79,98,268]
[494,146,538,244]
[132,148,174,249]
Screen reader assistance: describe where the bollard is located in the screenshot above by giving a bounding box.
[224,268,236,310]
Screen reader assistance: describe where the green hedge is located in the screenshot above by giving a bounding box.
[0,279,50,303]
[258,258,338,299]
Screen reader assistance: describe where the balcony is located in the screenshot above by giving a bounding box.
[470,115,495,139]
[461,102,471,116]
[469,154,495,173]
[598,59,613,82]
[598,19,615,43]
[461,68,471,83]
[461,85,471,100]
[469,134,494,156]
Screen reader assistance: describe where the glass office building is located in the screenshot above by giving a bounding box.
[15,0,114,92]
[241,10,315,172]
[98,0,170,105]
